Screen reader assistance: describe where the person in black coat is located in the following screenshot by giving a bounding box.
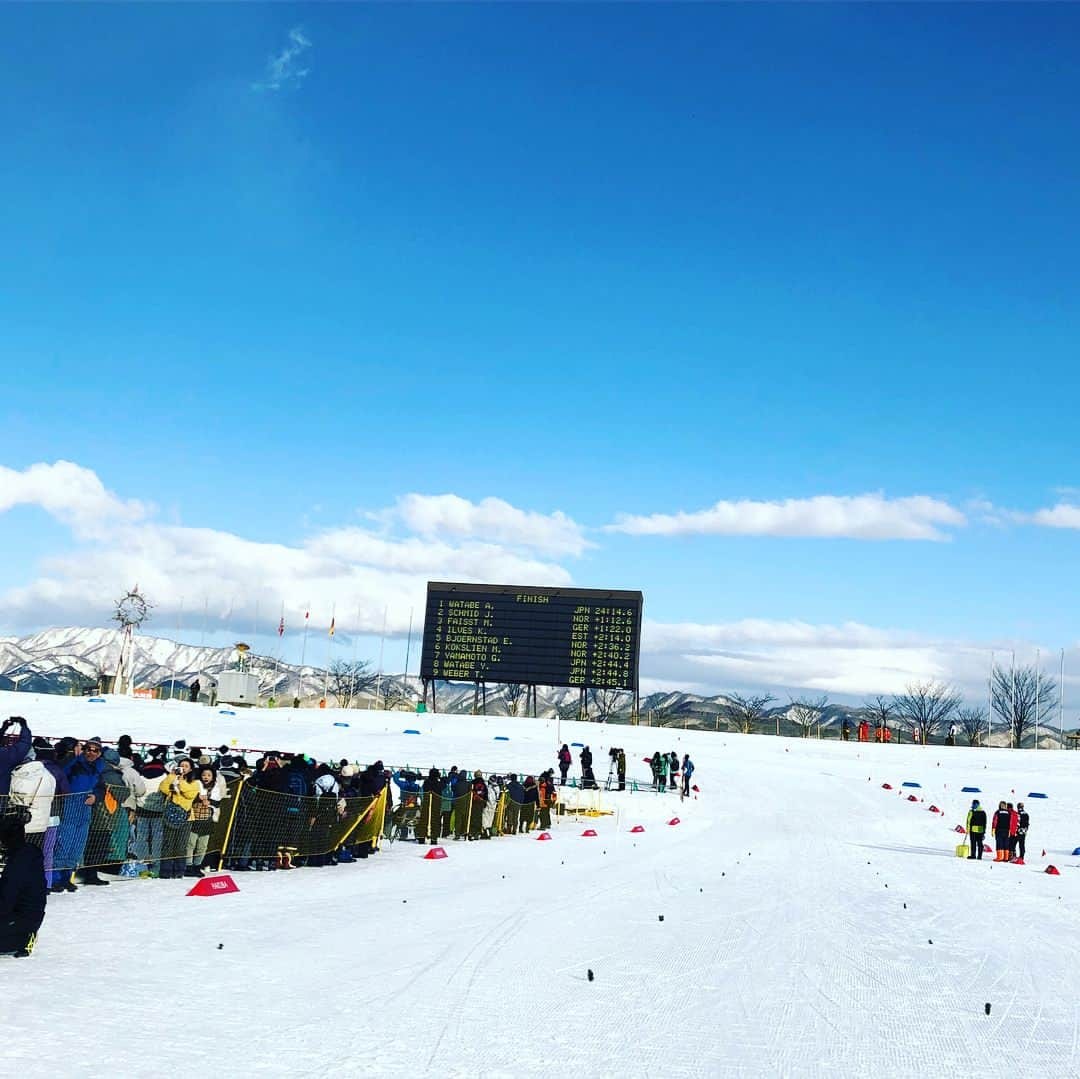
[418,768,443,845]
[1016,802,1030,862]
[580,746,597,790]
[0,808,46,956]
[504,774,523,835]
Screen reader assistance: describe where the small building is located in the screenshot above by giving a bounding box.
[216,671,260,708]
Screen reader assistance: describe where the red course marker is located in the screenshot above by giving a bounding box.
[536,832,553,841]
[630,825,645,834]
[424,847,448,860]
[187,874,239,897]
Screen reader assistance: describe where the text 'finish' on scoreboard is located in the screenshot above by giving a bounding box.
[419,582,643,691]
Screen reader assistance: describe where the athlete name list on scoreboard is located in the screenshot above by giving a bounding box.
[419,583,643,691]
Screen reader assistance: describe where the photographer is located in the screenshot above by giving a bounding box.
[0,717,32,805]
[158,759,199,879]
[0,807,46,957]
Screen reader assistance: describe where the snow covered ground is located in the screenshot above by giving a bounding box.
[3,689,1080,1078]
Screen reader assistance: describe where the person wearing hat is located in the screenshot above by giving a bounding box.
[991,801,1011,862]
[0,807,46,956]
[520,776,539,833]
[965,799,987,860]
[417,768,442,846]
[1015,802,1030,863]
[53,737,107,890]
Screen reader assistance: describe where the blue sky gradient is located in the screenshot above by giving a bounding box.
[3,5,1080,701]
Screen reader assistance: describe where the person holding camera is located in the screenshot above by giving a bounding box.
[158,758,199,879]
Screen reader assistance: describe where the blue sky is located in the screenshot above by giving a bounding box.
[3,5,1080,703]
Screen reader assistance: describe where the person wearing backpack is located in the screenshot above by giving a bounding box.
[557,745,572,786]
[440,767,458,839]
[0,807,46,957]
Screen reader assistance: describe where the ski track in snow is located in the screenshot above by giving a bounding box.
[2,689,1079,1078]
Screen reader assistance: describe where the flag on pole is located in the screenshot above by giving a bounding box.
[305,610,310,621]
[278,616,285,637]
[329,617,336,638]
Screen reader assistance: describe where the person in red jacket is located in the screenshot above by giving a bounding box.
[1007,802,1019,861]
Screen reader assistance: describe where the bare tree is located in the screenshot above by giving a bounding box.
[991,664,1058,748]
[789,694,828,738]
[381,683,414,711]
[590,688,629,722]
[864,695,895,739]
[722,692,776,735]
[327,659,378,709]
[893,681,961,745]
[955,705,988,747]
[503,683,527,716]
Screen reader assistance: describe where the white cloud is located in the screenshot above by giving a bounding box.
[0,461,146,541]
[608,493,966,541]
[1028,503,1080,530]
[0,463,573,638]
[252,27,311,92]
[641,618,996,698]
[384,493,590,557]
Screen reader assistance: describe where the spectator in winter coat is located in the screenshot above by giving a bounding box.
[505,775,524,835]
[81,747,135,878]
[991,802,1011,862]
[520,776,539,833]
[537,774,557,831]
[0,808,46,956]
[580,747,597,790]
[1007,803,1019,860]
[186,766,223,876]
[965,800,987,860]
[440,767,458,838]
[308,764,343,865]
[466,772,488,840]
[54,738,107,891]
[616,749,626,792]
[0,718,32,801]
[557,745,571,786]
[37,746,68,890]
[680,754,695,799]
[482,775,501,837]
[133,752,168,876]
[8,743,55,887]
[159,759,199,879]
[418,768,443,845]
[669,751,679,790]
[1015,802,1029,862]
[453,769,472,841]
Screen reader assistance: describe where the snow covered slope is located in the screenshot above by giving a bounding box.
[2,689,1079,1078]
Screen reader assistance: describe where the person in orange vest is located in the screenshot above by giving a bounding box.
[858,720,869,742]
[537,771,557,830]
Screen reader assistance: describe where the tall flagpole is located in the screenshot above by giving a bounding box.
[1060,648,1066,748]
[323,604,336,702]
[987,651,994,748]
[275,602,285,700]
[374,606,388,710]
[298,605,310,706]
[1035,648,1041,750]
[170,597,184,702]
[403,607,414,703]
[1010,650,1016,749]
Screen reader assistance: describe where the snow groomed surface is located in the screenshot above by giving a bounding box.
[2,689,1079,1078]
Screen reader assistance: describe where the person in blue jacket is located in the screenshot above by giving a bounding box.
[680,754,695,800]
[0,717,32,803]
[53,737,107,890]
[0,807,46,956]
[504,774,524,835]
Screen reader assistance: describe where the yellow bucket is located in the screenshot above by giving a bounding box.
[955,843,970,858]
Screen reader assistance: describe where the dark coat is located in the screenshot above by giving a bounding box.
[0,722,31,797]
[0,841,46,923]
[508,780,525,804]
